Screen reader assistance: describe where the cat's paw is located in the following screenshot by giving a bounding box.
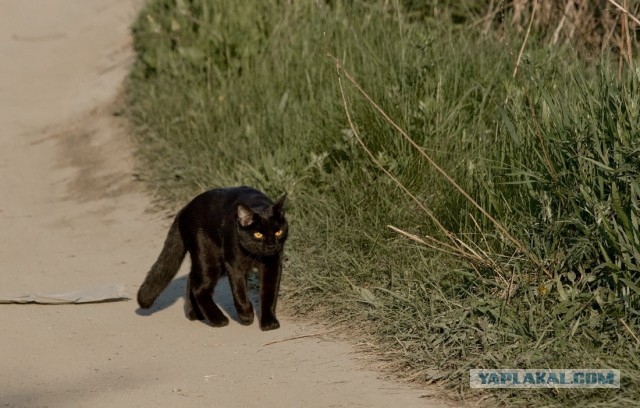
[185,305,203,321]
[185,301,206,321]
[208,315,230,327]
[259,316,280,331]
[238,312,255,326]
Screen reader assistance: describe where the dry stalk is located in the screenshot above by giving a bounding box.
[607,0,640,25]
[513,0,538,78]
[386,224,491,268]
[619,318,640,347]
[623,0,634,64]
[551,1,573,45]
[262,329,337,347]
[328,53,547,275]
[329,57,461,251]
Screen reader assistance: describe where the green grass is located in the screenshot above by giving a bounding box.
[126,1,640,405]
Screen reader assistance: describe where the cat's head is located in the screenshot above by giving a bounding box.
[235,193,288,256]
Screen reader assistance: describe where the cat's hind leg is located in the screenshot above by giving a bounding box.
[185,274,205,321]
[190,270,229,327]
[188,237,229,327]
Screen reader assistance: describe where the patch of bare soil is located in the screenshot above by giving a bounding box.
[0,1,451,407]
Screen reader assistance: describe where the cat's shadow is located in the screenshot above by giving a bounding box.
[135,274,260,326]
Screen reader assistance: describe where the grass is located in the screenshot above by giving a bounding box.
[126,0,640,405]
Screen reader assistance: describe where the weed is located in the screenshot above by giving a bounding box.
[127,1,640,405]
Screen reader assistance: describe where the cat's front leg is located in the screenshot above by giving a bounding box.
[259,257,282,331]
[226,263,255,325]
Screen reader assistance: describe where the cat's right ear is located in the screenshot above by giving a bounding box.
[237,204,254,227]
[273,193,287,217]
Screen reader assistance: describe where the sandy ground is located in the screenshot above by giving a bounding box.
[0,1,452,407]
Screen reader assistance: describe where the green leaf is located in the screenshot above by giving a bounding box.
[555,276,568,302]
[620,278,640,296]
[498,107,520,148]
[177,46,205,61]
[359,287,380,307]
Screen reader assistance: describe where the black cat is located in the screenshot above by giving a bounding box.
[137,186,288,331]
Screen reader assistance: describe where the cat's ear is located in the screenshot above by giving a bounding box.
[272,193,287,217]
[237,204,255,227]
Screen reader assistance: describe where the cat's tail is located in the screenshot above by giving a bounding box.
[137,214,187,309]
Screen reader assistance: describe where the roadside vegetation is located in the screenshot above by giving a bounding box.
[126,1,639,405]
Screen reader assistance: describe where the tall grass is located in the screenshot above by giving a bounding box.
[126,0,640,405]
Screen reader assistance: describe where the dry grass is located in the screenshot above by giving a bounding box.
[485,0,638,60]
[127,0,640,406]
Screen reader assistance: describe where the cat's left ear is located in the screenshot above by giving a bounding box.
[272,193,287,217]
[237,204,255,227]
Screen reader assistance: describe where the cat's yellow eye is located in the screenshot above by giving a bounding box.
[275,229,284,238]
[253,232,264,239]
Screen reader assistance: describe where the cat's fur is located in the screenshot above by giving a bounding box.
[137,186,288,331]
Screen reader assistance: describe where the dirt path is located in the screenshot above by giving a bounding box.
[0,1,449,407]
